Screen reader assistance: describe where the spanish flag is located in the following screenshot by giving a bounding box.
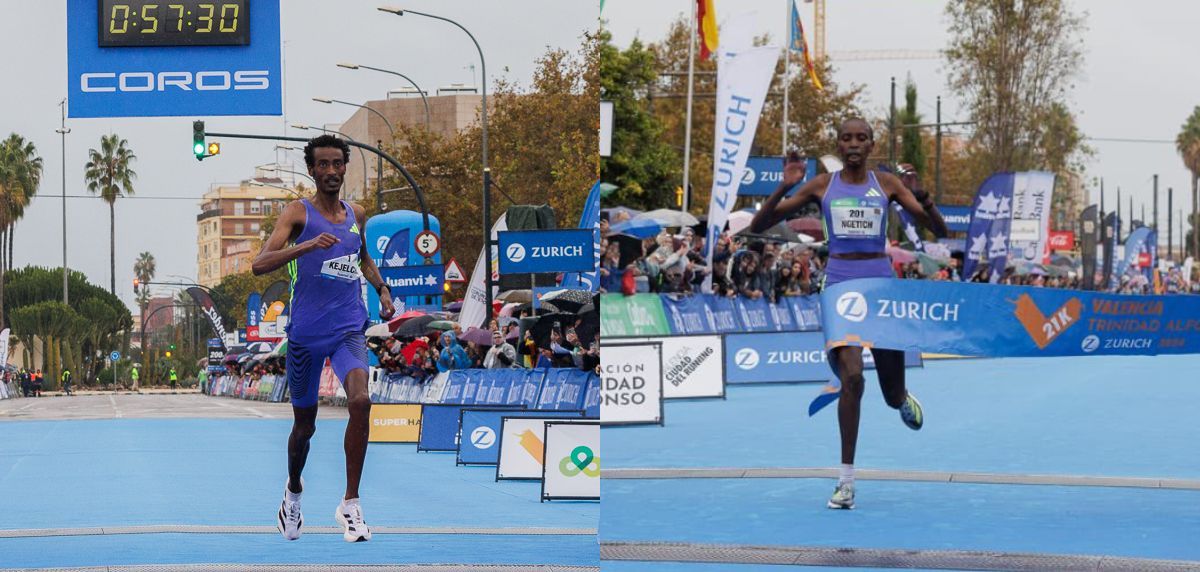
[696,0,718,60]
[789,0,823,90]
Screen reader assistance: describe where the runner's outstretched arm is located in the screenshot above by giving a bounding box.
[252,201,339,275]
[749,152,829,234]
[353,203,395,320]
[879,172,949,238]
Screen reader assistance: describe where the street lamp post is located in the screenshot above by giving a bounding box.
[291,123,370,201]
[379,6,492,323]
[56,99,70,304]
[336,63,431,129]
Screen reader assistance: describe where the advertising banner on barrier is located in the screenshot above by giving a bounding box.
[599,342,664,425]
[367,404,423,443]
[821,278,1200,357]
[724,331,829,384]
[498,229,596,274]
[737,156,818,196]
[583,374,600,417]
[601,294,671,336]
[541,422,600,501]
[417,404,522,452]
[497,417,588,480]
[457,409,585,466]
[625,336,724,399]
[734,296,779,331]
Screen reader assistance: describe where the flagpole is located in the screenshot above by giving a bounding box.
[683,0,697,213]
[782,0,791,155]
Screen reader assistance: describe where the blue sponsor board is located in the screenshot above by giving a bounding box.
[365,211,444,319]
[498,229,596,274]
[937,204,973,233]
[418,403,522,452]
[724,331,830,384]
[821,278,1200,357]
[456,408,585,466]
[68,0,282,118]
[738,156,819,196]
[380,265,444,297]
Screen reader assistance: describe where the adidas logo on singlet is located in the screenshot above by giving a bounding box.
[865,188,883,198]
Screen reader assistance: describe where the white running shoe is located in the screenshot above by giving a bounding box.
[336,498,372,542]
[277,478,303,540]
[827,481,855,510]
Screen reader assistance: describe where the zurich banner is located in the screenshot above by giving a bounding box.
[68,0,282,118]
[498,229,596,274]
[724,331,830,384]
[737,156,818,196]
[821,278,1200,357]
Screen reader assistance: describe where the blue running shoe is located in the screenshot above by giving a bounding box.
[900,392,923,430]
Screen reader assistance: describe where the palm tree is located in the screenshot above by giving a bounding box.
[0,133,43,327]
[84,134,137,295]
[133,251,156,319]
[1177,107,1200,259]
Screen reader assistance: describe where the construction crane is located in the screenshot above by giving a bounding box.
[803,0,941,63]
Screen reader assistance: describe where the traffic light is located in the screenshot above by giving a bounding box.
[207,142,220,156]
[675,186,684,207]
[169,344,176,351]
[193,121,206,160]
[165,350,172,358]
[132,278,140,293]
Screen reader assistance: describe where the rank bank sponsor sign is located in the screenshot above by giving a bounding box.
[624,336,724,399]
[67,0,282,117]
[599,342,664,426]
[724,331,829,384]
[497,229,596,274]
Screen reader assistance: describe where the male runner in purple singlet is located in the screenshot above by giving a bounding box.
[253,134,394,541]
[749,118,948,509]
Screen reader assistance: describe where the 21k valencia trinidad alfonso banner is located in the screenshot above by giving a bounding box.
[821,279,1200,357]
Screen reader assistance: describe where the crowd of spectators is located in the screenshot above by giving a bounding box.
[600,208,1197,297]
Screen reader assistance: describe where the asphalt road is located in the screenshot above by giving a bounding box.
[0,392,349,421]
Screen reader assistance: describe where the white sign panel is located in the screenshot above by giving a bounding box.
[626,336,723,399]
[599,342,663,425]
[496,417,583,480]
[600,101,613,157]
[541,422,599,501]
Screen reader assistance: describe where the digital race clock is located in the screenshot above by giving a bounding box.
[98,0,249,47]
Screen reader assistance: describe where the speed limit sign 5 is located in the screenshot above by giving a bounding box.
[414,230,441,257]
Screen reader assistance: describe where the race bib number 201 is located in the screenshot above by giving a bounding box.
[320,254,362,282]
[831,203,884,238]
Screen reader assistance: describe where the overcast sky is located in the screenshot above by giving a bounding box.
[5,0,594,312]
[604,0,1198,238]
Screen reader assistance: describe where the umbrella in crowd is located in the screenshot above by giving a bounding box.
[427,320,457,332]
[222,354,240,364]
[395,315,436,337]
[886,245,918,265]
[530,312,578,349]
[498,316,518,327]
[498,289,533,303]
[574,304,599,348]
[609,218,661,239]
[245,341,273,354]
[602,206,642,221]
[598,183,618,198]
[387,310,427,331]
[737,221,810,244]
[459,327,494,346]
[271,339,288,356]
[726,211,754,235]
[786,217,825,242]
[608,233,644,268]
[636,209,700,228]
[364,323,392,338]
[539,289,592,313]
[445,300,463,312]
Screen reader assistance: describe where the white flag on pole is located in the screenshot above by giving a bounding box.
[702,18,779,292]
[459,214,508,329]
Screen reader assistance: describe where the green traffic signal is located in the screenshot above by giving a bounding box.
[193,120,206,160]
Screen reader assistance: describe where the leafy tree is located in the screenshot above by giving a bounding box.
[1177,106,1200,258]
[84,134,137,295]
[380,35,598,277]
[944,0,1087,173]
[899,78,926,172]
[0,133,43,327]
[599,28,680,210]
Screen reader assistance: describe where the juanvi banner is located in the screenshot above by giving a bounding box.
[703,30,780,291]
[821,278,1200,357]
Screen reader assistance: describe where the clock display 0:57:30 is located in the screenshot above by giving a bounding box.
[98,0,249,47]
